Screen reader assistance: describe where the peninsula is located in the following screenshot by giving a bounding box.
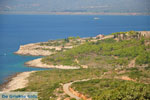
[1,31,150,100]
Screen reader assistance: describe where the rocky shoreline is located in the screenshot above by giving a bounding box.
[0,39,83,91]
[1,71,36,92]
[14,43,54,56]
[0,72,20,91]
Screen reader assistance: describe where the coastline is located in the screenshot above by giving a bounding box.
[0,71,36,92]
[0,59,79,92]
[14,43,53,56]
[25,58,80,69]
[0,72,21,91]
[0,12,150,16]
[2,31,149,92]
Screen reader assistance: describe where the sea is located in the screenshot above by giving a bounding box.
[0,15,150,85]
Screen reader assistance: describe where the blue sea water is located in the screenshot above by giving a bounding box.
[0,15,150,84]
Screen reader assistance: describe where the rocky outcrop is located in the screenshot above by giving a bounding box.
[14,43,62,56]
[25,58,80,69]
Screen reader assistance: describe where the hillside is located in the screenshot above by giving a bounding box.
[72,78,150,100]
[42,31,150,69]
[12,31,150,100]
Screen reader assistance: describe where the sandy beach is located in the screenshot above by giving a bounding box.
[25,58,80,69]
[1,71,36,92]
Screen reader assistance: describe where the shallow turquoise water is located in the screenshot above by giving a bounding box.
[0,15,150,84]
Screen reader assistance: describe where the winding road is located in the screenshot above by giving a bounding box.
[63,79,91,100]
[62,70,137,100]
[63,81,80,100]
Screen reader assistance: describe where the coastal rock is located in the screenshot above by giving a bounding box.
[2,71,36,92]
[14,43,61,56]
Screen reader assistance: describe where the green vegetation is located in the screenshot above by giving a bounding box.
[15,65,150,100]
[15,69,104,100]
[121,67,150,83]
[42,31,150,67]
[112,31,139,36]
[72,79,150,100]
[15,31,150,100]
[112,31,142,41]
[35,48,57,52]
[40,36,81,47]
[136,52,150,65]
[67,36,80,40]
